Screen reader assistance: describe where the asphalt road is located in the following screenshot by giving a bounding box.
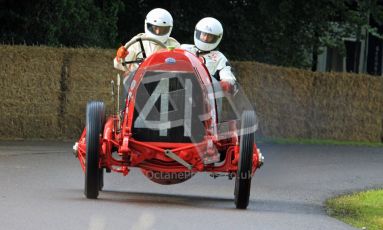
[0,141,382,230]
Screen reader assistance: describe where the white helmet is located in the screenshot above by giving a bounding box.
[145,8,173,43]
[194,17,223,51]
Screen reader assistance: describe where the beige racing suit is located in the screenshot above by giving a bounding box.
[115,34,180,112]
[114,33,180,72]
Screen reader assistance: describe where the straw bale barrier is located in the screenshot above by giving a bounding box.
[0,46,62,139]
[0,45,382,142]
[0,45,115,139]
[232,62,383,142]
[61,48,116,139]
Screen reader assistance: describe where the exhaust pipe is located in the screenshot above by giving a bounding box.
[257,148,264,168]
[72,142,79,157]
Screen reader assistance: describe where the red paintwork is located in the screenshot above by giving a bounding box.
[76,48,260,184]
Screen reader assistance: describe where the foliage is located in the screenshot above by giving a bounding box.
[0,0,124,47]
[1,0,383,68]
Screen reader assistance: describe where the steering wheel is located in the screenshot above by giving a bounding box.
[122,35,167,66]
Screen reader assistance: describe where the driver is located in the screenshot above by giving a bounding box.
[114,8,180,72]
[181,17,237,95]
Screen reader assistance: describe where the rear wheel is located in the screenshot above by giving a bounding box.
[84,101,105,199]
[234,110,256,209]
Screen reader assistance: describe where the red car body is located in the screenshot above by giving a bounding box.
[74,46,263,209]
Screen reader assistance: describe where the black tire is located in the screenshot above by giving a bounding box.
[84,101,105,199]
[234,110,256,209]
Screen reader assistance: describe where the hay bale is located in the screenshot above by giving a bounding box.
[61,48,116,139]
[311,72,383,142]
[1,45,382,142]
[232,61,382,142]
[0,45,62,139]
[233,61,315,138]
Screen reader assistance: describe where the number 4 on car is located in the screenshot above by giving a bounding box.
[73,35,264,209]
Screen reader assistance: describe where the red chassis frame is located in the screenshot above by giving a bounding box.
[75,48,261,180]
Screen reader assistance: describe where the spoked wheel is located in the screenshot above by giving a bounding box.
[84,101,105,199]
[234,110,256,209]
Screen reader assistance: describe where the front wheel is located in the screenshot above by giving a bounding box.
[234,110,256,209]
[84,101,105,199]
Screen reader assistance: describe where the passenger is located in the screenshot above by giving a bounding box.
[181,17,237,95]
[182,17,237,124]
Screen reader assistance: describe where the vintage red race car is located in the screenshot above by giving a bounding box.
[73,36,263,209]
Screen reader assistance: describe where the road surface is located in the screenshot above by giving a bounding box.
[0,141,382,230]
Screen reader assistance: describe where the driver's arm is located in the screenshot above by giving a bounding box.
[113,45,138,72]
[167,37,181,48]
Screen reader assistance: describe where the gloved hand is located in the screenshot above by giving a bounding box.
[116,46,128,61]
[220,81,233,94]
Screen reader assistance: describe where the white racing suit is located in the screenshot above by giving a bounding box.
[180,44,236,85]
[181,44,237,122]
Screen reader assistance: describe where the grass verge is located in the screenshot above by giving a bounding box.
[326,189,383,230]
[256,136,383,147]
